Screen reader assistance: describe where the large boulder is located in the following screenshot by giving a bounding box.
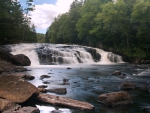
[37,93,94,110]
[0,75,39,103]
[98,91,133,107]
[0,47,31,66]
[12,54,31,66]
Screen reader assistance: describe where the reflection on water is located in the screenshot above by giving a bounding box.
[24,64,150,113]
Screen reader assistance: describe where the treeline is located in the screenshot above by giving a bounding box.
[0,0,37,44]
[46,0,150,60]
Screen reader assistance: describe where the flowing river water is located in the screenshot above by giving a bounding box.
[5,43,150,113]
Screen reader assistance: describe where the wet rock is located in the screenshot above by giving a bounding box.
[51,110,63,113]
[119,81,136,90]
[37,93,94,110]
[15,106,40,113]
[119,73,126,78]
[67,67,71,69]
[0,68,4,74]
[0,98,20,112]
[63,79,70,85]
[40,75,51,80]
[43,80,51,84]
[97,91,133,107]
[140,83,150,92]
[38,88,47,93]
[111,71,121,75]
[0,75,39,103]
[47,88,67,94]
[38,85,48,88]
[23,74,35,80]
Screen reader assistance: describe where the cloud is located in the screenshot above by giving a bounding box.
[30,0,74,30]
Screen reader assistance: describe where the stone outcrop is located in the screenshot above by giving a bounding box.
[0,47,31,66]
[0,75,39,103]
[37,93,95,110]
[119,81,136,90]
[97,91,133,107]
[0,98,20,112]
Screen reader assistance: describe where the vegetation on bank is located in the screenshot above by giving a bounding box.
[46,0,150,61]
[0,0,37,44]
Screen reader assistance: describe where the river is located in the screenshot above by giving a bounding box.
[5,43,150,113]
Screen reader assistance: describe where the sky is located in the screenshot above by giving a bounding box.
[19,0,74,34]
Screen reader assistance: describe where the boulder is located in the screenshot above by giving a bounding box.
[97,91,133,107]
[15,106,40,113]
[47,88,67,94]
[0,98,20,112]
[23,74,35,80]
[0,75,39,103]
[12,54,31,66]
[119,81,136,90]
[0,47,31,66]
[37,93,94,110]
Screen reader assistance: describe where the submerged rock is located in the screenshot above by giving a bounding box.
[38,85,48,88]
[37,93,94,110]
[0,75,39,103]
[119,81,136,90]
[98,91,133,107]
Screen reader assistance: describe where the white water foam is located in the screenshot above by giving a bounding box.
[10,44,40,66]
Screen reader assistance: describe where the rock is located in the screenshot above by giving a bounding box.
[140,83,150,92]
[51,110,63,113]
[38,85,48,88]
[23,74,35,80]
[0,75,39,103]
[119,81,136,90]
[0,98,20,112]
[0,48,31,66]
[47,88,67,94]
[37,93,94,110]
[111,71,121,75]
[12,54,31,66]
[15,106,40,113]
[38,88,47,93]
[97,91,133,107]
[0,68,4,74]
[63,79,70,85]
[40,75,51,80]
[43,80,51,84]
[67,67,71,69]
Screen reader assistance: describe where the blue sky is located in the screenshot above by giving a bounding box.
[19,0,74,34]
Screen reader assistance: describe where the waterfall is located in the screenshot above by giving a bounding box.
[6,43,124,65]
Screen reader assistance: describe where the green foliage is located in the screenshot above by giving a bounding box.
[0,0,37,44]
[46,0,150,60]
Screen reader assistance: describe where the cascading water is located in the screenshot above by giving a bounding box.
[6,43,124,65]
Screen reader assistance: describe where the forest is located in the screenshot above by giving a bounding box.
[0,0,37,44]
[46,0,150,61]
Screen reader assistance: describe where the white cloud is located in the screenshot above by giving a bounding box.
[30,0,74,30]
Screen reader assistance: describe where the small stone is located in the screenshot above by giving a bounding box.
[40,75,51,80]
[111,71,121,75]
